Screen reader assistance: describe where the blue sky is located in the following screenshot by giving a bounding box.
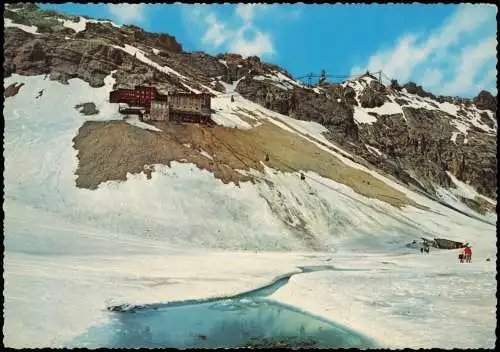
[39,3,497,97]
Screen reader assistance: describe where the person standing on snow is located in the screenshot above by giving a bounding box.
[464,245,472,263]
[458,246,465,263]
[423,243,430,253]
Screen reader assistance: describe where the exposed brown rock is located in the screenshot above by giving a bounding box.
[73,120,415,209]
[403,81,436,100]
[75,102,99,115]
[474,90,497,112]
[4,82,25,98]
[359,86,386,108]
[236,78,359,141]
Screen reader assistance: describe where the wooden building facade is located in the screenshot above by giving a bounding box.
[166,92,211,123]
[148,100,170,121]
[109,86,160,111]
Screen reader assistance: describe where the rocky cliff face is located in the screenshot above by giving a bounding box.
[4,3,497,203]
[237,73,497,200]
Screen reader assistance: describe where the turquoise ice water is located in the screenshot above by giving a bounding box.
[68,298,376,348]
[67,266,376,348]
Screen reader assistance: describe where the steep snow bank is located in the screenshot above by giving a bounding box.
[58,16,122,32]
[3,74,298,250]
[353,106,378,124]
[112,44,187,80]
[4,18,40,34]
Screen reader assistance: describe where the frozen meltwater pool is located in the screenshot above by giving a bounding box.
[66,265,377,348]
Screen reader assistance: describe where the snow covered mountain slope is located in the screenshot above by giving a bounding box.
[3,73,496,347]
[4,2,496,217]
[4,73,494,253]
[3,3,497,349]
[238,72,497,216]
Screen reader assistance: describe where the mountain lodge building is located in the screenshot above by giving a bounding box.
[109,86,212,124]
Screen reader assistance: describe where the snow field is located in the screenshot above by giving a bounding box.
[271,250,496,348]
[4,248,312,347]
[5,17,40,34]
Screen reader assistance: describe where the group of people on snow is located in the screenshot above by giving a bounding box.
[458,244,472,263]
[420,242,430,254]
[420,245,429,254]
[417,240,473,263]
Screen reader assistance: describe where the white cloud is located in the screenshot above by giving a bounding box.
[476,68,497,95]
[229,5,276,57]
[441,37,497,96]
[184,4,276,58]
[229,24,274,57]
[351,4,497,96]
[235,4,260,22]
[351,33,429,83]
[202,13,232,48]
[421,68,444,88]
[425,5,495,55]
[107,4,146,23]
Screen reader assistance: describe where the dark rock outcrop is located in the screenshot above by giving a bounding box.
[5,33,51,76]
[75,102,99,115]
[75,22,183,53]
[359,83,386,108]
[4,24,188,90]
[356,106,496,199]
[4,82,25,98]
[235,78,359,141]
[176,52,226,78]
[390,79,401,91]
[403,81,436,100]
[434,238,464,249]
[233,71,496,200]
[473,90,497,112]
